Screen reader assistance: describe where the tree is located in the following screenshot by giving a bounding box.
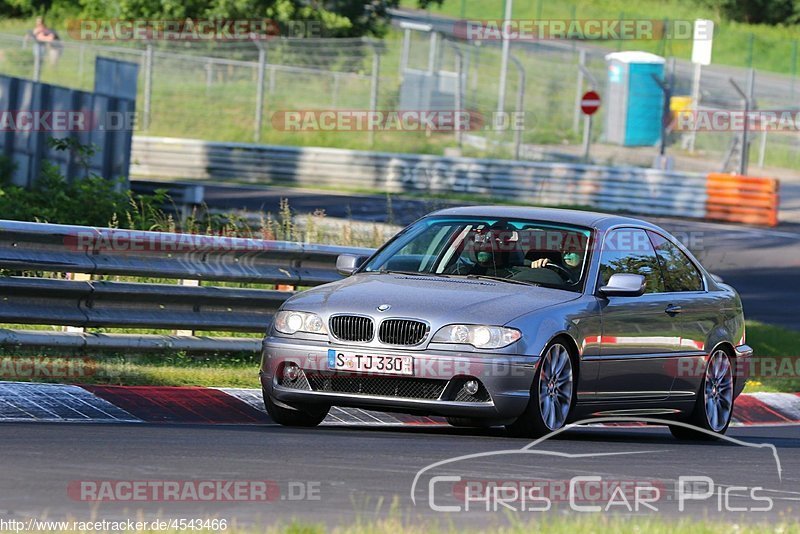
[701,0,798,25]
[6,0,443,38]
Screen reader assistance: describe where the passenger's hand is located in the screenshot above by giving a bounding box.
[530,258,550,268]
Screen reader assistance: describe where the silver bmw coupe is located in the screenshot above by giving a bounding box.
[260,206,751,439]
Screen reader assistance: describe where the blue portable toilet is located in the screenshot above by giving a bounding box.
[604,51,665,146]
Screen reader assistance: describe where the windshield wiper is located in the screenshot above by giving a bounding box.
[376,270,450,278]
[462,274,539,286]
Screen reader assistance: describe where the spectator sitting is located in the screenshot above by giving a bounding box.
[24,17,62,66]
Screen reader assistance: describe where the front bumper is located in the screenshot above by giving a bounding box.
[734,343,753,398]
[260,335,538,420]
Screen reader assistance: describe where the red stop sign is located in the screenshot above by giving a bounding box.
[580,90,601,115]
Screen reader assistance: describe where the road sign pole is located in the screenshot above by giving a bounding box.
[582,114,592,162]
[579,89,600,162]
[573,49,586,133]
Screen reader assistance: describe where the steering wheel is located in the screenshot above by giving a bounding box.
[445,256,473,275]
[544,262,576,284]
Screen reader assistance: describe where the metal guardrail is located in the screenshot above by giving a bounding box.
[130,136,780,226]
[0,220,375,352]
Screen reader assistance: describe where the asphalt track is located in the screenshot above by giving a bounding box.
[0,422,798,526]
[158,180,800,330]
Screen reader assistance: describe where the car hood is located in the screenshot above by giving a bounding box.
[283,273,580,326]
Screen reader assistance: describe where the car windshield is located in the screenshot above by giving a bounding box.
[362,216,593,292]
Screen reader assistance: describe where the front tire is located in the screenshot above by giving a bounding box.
[263,389,329,427]
[669,348,734,441]
[506,340,575,438]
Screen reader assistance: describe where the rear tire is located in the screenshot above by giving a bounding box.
[263,390,329,427]
[669,348,734,441]
[506,340,576,438]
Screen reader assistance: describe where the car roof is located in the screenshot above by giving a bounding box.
[427,205,663,232]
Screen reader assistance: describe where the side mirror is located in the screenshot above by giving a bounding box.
[336,254,367,276]
[599,273,646,297]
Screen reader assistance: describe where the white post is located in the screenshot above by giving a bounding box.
[143,43,154,131]
[400,28,411,81]
[427,32,437,73]
[687,62,701,153]
[254,41,266,143]
[758,129,767,168]
[496,0,513,114]
[573,49,586,133]
[369,49,380,146]
[582,114,592,162]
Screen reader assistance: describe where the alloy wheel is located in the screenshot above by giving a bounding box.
[538,343,574,430]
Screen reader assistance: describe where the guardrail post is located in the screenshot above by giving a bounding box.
[254,39,267,143]
[175,279,199,336]
[63,272,91,334]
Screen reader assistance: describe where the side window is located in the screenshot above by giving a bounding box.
[647,231,704,292]
[599,228,665,293]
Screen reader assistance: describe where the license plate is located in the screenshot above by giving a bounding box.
[327,349,413,376]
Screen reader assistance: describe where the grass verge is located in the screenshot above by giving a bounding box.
[742,320,800,393]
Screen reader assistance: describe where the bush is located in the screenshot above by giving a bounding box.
[0,137,172,229]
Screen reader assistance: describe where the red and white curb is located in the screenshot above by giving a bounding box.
[0,381,799,427]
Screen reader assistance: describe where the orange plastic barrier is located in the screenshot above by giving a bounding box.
[705,173,780,227]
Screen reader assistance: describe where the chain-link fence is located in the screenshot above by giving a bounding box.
[1,24,798,174]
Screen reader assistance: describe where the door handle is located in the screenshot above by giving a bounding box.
[665,304,683,315]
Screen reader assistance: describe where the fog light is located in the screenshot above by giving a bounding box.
[283,363,300,382]
[463,380,479,396]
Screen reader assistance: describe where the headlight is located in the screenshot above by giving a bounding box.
[274,311,327,335]
[432,324,521,349]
